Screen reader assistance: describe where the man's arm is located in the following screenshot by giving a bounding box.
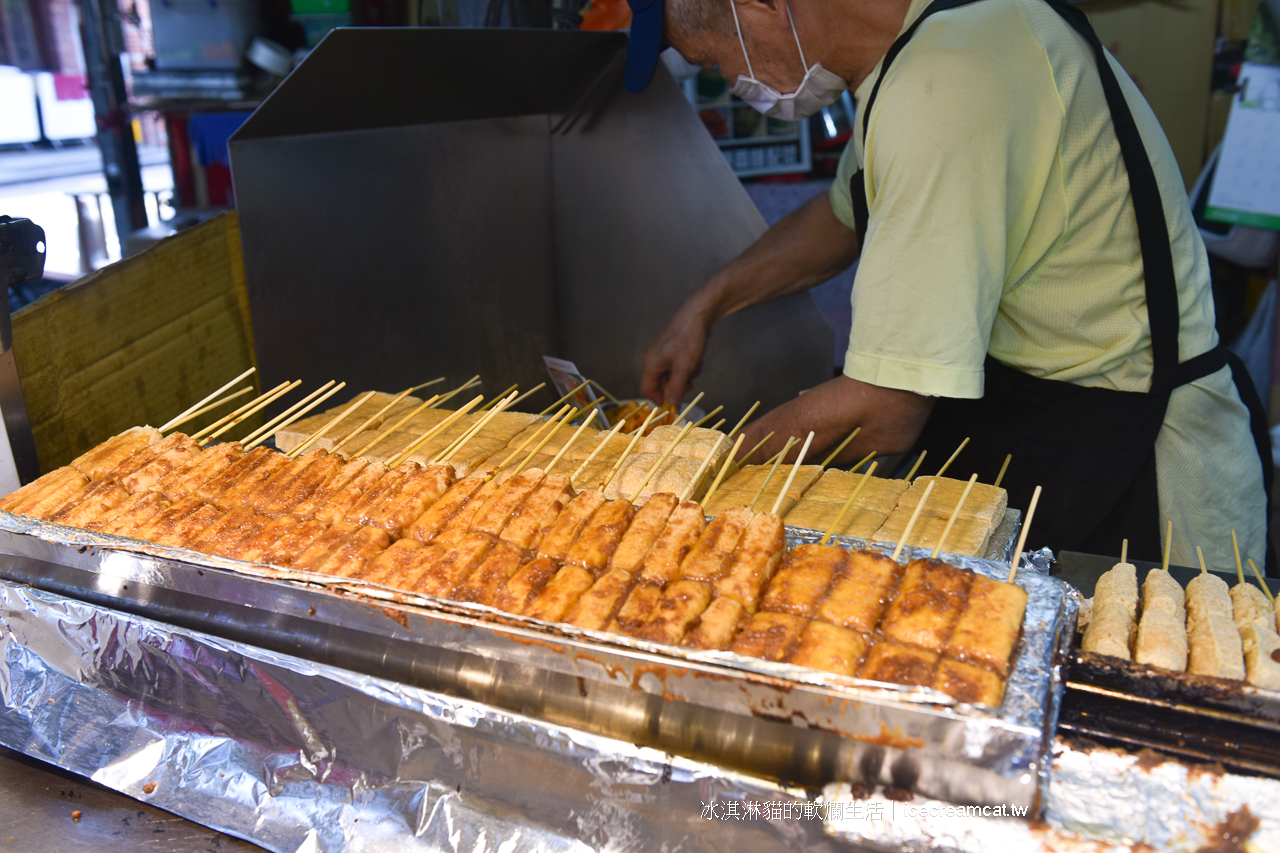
[738,375,935,467]
[641,191,861,406]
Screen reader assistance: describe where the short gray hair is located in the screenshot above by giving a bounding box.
[665,0,734,39]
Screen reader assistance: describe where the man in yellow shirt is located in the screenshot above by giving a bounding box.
[627,0,1271,568]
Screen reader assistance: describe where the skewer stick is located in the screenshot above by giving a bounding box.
[246,382,347,450]
[350,394,443,458]
[1007,485,1042,583]
[1121,538,1129,565]
[821,461,878,545]
[674,391,705,427]
[600,406,664,491]
[630,422,695,503]
[1231,529,1244,586]
[769,431,815,516]
[570,418,628,482]
[1247,559,1275,603]
[904,450,927,481]
[1162,520,1173,573]
[190,380,290,441]
[478,384,519,411]
[1196,546,1208,575]
[931,473,978,559]
[820,426,861,468]
[726,402,760,441]
[437,390,519,463]
[589,379,620,404]
[750,436,797,510]
[739,431,775,466]
[289,391,376,458]
[508,382,547,411]
[935,436,970,478]
[200,380,301,446]
[389,394,485,468]
[701,434,746,506]
[691,405,723,429]
[159,367,257,432]
[891,480,935,563]
[240,380,337,447]
[330,387,416,456]
[680,433,728,503]
[430,375,481,409]
[162,386,253,432]
[539,380,591,416]
[412,377,446,392]
[491,405,571,473]
[993,454,1012,490]
[850,451,876,473]
[546,410,600,475]
[710,418,726,431]
[512,407,580,478]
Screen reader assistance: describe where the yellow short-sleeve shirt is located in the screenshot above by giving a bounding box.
[828,0,1264,568]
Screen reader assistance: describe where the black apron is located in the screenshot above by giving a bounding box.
[848,0,1275,569]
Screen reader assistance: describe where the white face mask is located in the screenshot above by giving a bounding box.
[727,1,847,121]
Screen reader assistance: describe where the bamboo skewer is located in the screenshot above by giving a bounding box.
[691,405,723,429]
[630,422,695,504]
[892,480,935,562]
[739,431,775,466]
[200,380,301,446]
[241,381,337,447]
[159,367,257,432]
[750,437,797,511]
[389,394,485,468]
[162,386,254,433]
[600,406,664,492]
[246,382,346,450]
[289,391,376,458]
[850,451,876,473]
[935,436,970,478]
[431,375,481,409]
[1231,529,1244,586]
[820,426,861,468]
[546,411,600,475]
[329,387,416,456]
[994,454,1012,490]
[190,380,290,442]
[491,406,571,473]
[1247,560,1275,603]
[680,433,728,503]
[674,391,705,426]
[821,461,878,545]
[931,473,978,559]
[1121,538,1129,565]
[1007,485,1042,583]
[905,450,927,481]
[539,381,591,417]
[1162,520,1173,573]
[769,431,815,516]
[726,402,760,441]
[512,407,580,478]
[1196,546,1208,574]
[709,419,726,431]
[589,379,619,404]
[570,419,627,482]
[478,384,519,411]
[508,382,547,411]
[412,377,446,392]
[437,391,519,463]
[702,434,746,506]
[350,394,443,458]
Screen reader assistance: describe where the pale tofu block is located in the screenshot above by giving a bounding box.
[898,476,1008,528]
[871,510,992,558]
[784,500,886,539]
[804,471,908,515]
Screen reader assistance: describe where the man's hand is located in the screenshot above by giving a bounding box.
[641,302,711,406]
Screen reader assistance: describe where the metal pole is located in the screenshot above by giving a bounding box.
[78,0,147,248]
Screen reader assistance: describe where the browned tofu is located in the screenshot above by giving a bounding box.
[564,499,636,577]
[131,495,206,544]
[247,451,319,512]
[608,582,665,634]
[857,640,939,687]
[158,442,243,502]
[109,433,192,489]
[22,470,93,520]
[363,462,456,538]
[96,491,172,538]
[713,512,786,612]
[360,538,428,587]
[310,461,393,525]
[115,433,204,495]
[494,557,560,614]
[879,558,973,652]
[536,490,607,562]
[610,493,678,573]
[153,502,224,549]
[681,597,748,650]
[758,544,847,617]
[211,511,277,561]
[788,621,868,676]
[259,516,330,566]
[631,580,714,644]
[817,549,902,633]
[290,457,372,519]
[413,532,494,598]
[945,575,1027,677]
[729,611,808,661]
[189,507,262,557]
[453,540,528,606]
[50,479,131,528]
[236,514,301,563]
[934,658,1006,706]
[69,426,163,480]
[523,565,596,622]
[315,525,392,578]
[678,506,754,583]
[404,476,487,542]
[565,568,636,631]
[216,451,295,511]
[4,467,89,517]
[194,447,275,508]
[469,469,544,537]
[293,520,363,570]
[344,465,413,527]
[433,478,502,547]
[635,501,706,585]
[498,473,575,551]
[259,450,348,517]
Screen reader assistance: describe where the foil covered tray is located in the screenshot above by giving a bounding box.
[0,510,1074,810]
[783,508,1022,566]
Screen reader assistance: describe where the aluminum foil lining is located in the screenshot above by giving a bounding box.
[0,579,838,853]
[822,739,1280,852]
[783,508,1022,565]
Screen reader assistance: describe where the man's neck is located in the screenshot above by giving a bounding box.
[804,0,915,90]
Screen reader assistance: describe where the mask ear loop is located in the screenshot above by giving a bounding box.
[785,2,809,69]
[729,0,756,79]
